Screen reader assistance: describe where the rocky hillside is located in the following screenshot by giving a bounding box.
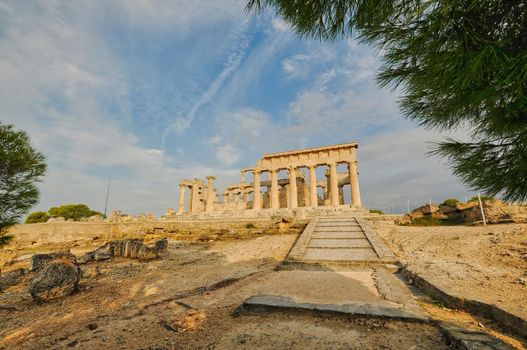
[398,199,527,225]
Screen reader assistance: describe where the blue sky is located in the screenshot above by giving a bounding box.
[0,0,472,215]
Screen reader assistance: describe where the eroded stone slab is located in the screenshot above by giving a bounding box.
[242,295,429,322]
[240,268,428,321]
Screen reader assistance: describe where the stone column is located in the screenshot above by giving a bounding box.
[308,165,318,207]
[223,192,228,203]
[339,185,344,205]
[329,162,339,206]
[349,161,362,207]
[189,185,195,212]
[206,176,216,212]
[270,169,279,209]
[288,166,298,209]
[228,191,233,203]
[253,170,261,210]
[178,185,186,214]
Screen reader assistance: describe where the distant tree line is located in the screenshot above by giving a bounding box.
[26,204,104,224]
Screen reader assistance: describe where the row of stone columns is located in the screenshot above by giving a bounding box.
[249,161,361,211]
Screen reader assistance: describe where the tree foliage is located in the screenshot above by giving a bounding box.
[246,0,527,201]
[25,211,50,224]
[0,122,46,245]
[440,198,460,207]
[48,204,103,221]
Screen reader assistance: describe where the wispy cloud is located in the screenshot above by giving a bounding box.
[161,19,252,147]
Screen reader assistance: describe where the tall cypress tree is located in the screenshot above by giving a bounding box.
[247,0,527,201]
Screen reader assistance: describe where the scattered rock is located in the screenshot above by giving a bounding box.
[81,266,100,278]
[29,260,81,302]
[0,268,26,289]
[155,238,168,254]
[124,239,143,258]
[77,238,168,264]
[137,245,158,261]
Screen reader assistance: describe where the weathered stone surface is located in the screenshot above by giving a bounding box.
[30,251,76,272]
[0,268,26,289]
[155,238,168,254]
[30,254,53,272]
[242,294,428,322]
[76,252,95,264]
[439,322,513,350]
[29,260,81,302]
[137,245,157,260]
[124,240,143,258]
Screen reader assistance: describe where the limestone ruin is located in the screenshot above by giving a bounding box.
[171,142,366,219]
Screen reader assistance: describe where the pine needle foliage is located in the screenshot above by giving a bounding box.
[0,122,46,245]
[246,0,527,201]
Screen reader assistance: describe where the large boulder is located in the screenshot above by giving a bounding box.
[30,251,76,272]
[29,260,81,302]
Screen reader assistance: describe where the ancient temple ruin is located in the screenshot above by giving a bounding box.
[170,142,367,219]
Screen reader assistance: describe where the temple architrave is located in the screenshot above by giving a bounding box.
[170,142,368,219]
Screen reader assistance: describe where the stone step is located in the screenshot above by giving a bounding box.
[309,238,372,248]
[314,227,363,232]
[303,247,379,261]
[311,232,366,239]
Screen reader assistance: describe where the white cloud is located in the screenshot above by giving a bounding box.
[0,1,246,215]
[215,145,241,165]
[271,18,289,32]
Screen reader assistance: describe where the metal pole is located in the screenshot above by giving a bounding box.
[477,193,487,226]
[104,176,111,217]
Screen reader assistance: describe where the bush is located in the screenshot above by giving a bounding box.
[401,216,465,226]
[48,204,103,221]
[469,195,495,202]
[0,234,13,246]
[25,211,50,224]
[369,209,384,214]
[245,223,256,229]
[440,198,460,207]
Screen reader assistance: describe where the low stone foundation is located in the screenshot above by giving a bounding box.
[5,217,304,250]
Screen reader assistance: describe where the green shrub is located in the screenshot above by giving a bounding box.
[440,198,460,207]
[369,209,384,214]
[404,216,465,226]
[48,204,103,221]
[0,234,13,247]
[245,223,256,229]
[25,211,50,224]
[469,195,495,202]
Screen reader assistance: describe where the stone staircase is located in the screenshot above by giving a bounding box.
[284,216,396,267]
